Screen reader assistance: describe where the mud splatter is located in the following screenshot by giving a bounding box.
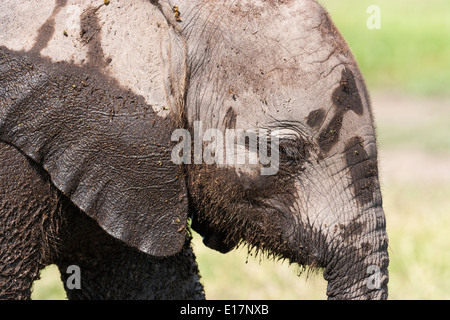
[30,0,68,54]
[332,68,364,115]
[80,6,106,68]
[223,107,237,130]
[344,136,379,206]
[318,68,364,154]
[306,108,326,130]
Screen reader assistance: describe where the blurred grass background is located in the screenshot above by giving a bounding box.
[32,0,450,300]
[321,0,450,96]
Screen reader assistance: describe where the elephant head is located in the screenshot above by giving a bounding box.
[177,0,389,299]
[0,0,388,299]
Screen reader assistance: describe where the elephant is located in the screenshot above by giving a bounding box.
[0,0,389,300]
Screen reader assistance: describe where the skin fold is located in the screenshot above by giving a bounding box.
[0,0,388,299]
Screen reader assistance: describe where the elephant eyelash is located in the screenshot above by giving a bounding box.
[278,139,310,163]
[279,141,299,160]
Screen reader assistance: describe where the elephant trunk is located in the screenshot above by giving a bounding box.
[323,205,389,300]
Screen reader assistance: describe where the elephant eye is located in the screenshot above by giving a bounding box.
[278,138,310,165]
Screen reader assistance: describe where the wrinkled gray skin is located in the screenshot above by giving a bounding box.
[0,0,389,300]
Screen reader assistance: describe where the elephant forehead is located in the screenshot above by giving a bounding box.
[183,0,358,129]
[0,0,179,118]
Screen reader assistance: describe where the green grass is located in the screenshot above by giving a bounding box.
[319,0,450,96]
[191,236,328,300]
[31,265,66,300]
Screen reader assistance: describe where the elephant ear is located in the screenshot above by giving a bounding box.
[0,46,188,257]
